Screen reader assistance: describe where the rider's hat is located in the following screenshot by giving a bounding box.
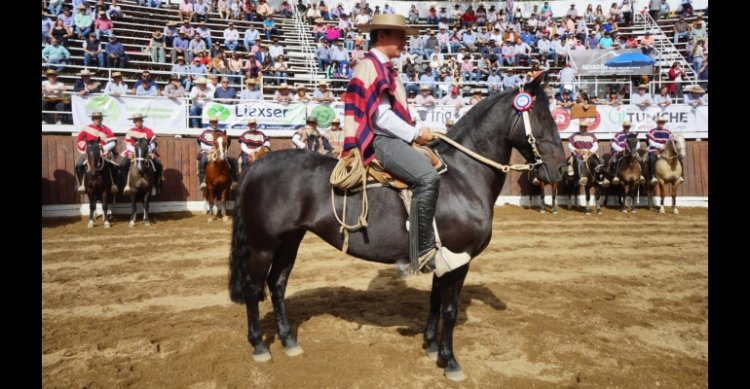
[446,119,455,126]
[128,113,147,120]
[356,14,419,35]
[578,121,589,127]
[89,111,106,118]
[622,120,631,127]
[247,118,257,125]
[331,117,341,123]
[306,116,317,123]
[208,115,219,122]
[656,115,668,123]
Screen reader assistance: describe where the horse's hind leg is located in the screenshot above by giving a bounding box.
[245,247,275,362]
[267,230,306,357]
[221,190,229,223]
[102,192,111,228]
[584,187,592,215]
[438,265,470,382]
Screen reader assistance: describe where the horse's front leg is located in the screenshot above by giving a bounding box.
[206,189,216,222]
[424,274,441,361]
[595,185,602,215]
[658,183,667,213]
[438,265,470,382]
[102,190,111,228]
[671,182,681,214]
[221,189,229,223]
[143,191,151,226]
[129,191,138,228]
[551,184,558,215]
[88,190,96,228]
[584,185,592,215]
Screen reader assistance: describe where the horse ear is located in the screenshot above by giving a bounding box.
[524,70,551,96]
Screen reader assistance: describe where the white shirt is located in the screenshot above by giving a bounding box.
[369,48,419,142]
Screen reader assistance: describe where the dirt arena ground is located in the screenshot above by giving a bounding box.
[42,205,707,388]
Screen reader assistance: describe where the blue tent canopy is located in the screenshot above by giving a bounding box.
[604,52,656,67]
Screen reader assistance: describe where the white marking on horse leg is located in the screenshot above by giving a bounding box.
[252,351,272,362]
[87,220,94,228]
[444,368,466,382]
[284,345,304,357]
[104,221,111,228]
[129,221,135,228]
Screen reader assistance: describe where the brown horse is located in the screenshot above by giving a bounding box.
[571,153,606,215]
[204,132,232,222]
[83,139,118,228]
[615,133,645,213]
[650,132,686,214]
[239,146,271,175]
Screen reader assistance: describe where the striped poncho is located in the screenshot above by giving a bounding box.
[343,51,412,165]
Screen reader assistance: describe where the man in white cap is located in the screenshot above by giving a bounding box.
[646,115,683,184]
[238,118,271,169]
[608,120,644,185]
[444,118,455,132]
[189,77,213,128]
[197,116,239,190]
[75,111,118,193]
[342,14,470,276]
[321,117,344,157]
[119,113,163,195]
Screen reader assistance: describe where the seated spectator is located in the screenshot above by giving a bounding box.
[257,0,275,19]
[135,77,159,96]
[217,0,230,20]
[107,0,122,19]
[262,15,279,41]
[195,21,212,48]
[640,32,655,55]
[654,86,672,108]
[214,77,237,103]
[41,69,68,124]
[188,34,207,63]
[224,22,240,52]
[193,0,209,23]
[163,74,186,99]
[244,24,261,52]
[240,78,263,100]
[73,68,101,97]
[278,0,293,18]
[312,82,335,103]
[178,0,194,23]
[673,16,691,44]
[415,86,436,108]
[631,84,653,109]
[81,34,105,67]
[104,71,128,97]
[74,4,94,39]
[209,51,227,75]
[132,70,156,92]
[42,37,71,73]
[273,56,289,85]
[104,34,128,68]
[189,78,214,128]
[148,31,166,63]
[273,83,293,104]
[293,85,310,102]
[93,11,113,41]
[683,85,707,107]
[179,20,195,39]
[48,0,64,17]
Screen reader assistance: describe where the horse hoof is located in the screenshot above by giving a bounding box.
[631,209,637,214]
[104,221,111,228]
[538,209,545,214]
[444,368,466,382]
[129,221,135,228]
[597,210,602,215]
[552,211,558,215]
[208,217,214,223]
[585,212,591,216]
[659,208,665,214]
[144,221,151,226]
[426,350,438,361]
[622,209,628,213]
[673,208,679,214]
[222,216,229,223]
[87,221,94,228]
[284,345,305,357]
[252,351,272,362]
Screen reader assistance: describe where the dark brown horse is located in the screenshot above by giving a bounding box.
[126,138,156,227]
[83,139,117,228]
[570,153,606,215]
[228,73,567,381]
[529,172,560,214]
[615,134,645,213]
[204,132,231,222]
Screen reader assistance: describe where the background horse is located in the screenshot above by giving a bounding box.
[305,129,322,152]
[529,172,560,214]
[571,153,606,215]
[614,133,645,213]
[204,132,231,222]
[651,132,686,214]
[126,138,155,227]
[239,146,271,175]
[228,73,567,381]
[83,139,117,228]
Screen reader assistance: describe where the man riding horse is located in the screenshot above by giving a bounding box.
[119,113,163,195]
[238,118,271,170]
[198,116,239,190]
[609,120,644,185]
[342,14,470,275]
[75,111,118,194]
[647,115,684,185]
[567,121,607,186]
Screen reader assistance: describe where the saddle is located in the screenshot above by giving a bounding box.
[365,145,447,190]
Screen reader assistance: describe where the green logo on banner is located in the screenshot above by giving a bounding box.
[608,109,626,125]
[310,105,336,128]
[207,104,231,121]
[86,96,121,121]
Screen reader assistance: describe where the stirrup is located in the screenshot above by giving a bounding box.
[639,176,645,184]
[418,247,472,277]
[123,185,132,196]
[231,181,238,190]
[110,184,119,194]
[677,177,684,183]
[578,177,588,186]
[200,182,206,189]
[612,177,620,185]
[77,184,85,193]
[650,177,658,185]
[601,178,610,188]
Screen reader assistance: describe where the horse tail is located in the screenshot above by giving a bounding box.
[229,191,251,303]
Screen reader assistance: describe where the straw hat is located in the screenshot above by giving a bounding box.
[331,118,341,123]
[46,69,57,76]
[318,81,328,87]
[128,113,147,120]
[167,21,178,27]
[446,119,455,126]
[76,69,94,76]
[194,77,209,85]
[314,18,324,23]
[579,121,589,127]
[278,83,290,89]
[89,111,106,118]
[656,115,668,123]
[637,84,649,89]
[247,118,257,125]
[622,120,631,127]
[420,85,430,91]
[111,71,123,78]
[246,78,257,84]
[208,115,219,122]
[152,31,163,39]
[688,85,705,94]
[356,14,419,35]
